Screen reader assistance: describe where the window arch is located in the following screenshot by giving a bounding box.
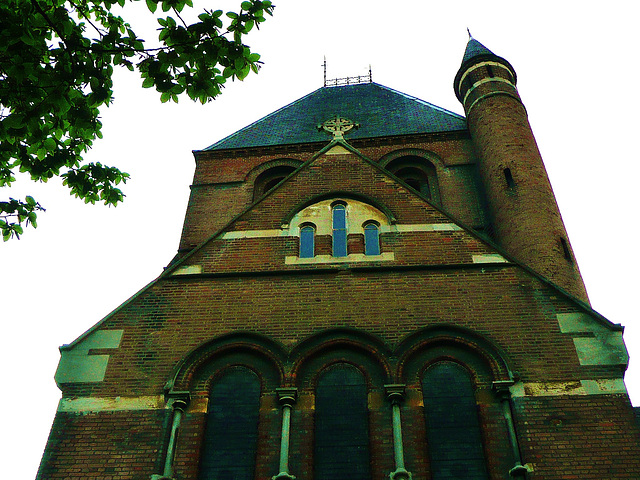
[314,363,370,480]
[253,165,297,200]
[384,155,440,202]
[198,367,261,480]
[299,224,315,258]
[422,361,489,480]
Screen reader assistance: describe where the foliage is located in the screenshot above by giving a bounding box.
[0,0,274,240]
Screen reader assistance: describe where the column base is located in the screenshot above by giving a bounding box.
[389,467,412,480]
[272,472,296,480]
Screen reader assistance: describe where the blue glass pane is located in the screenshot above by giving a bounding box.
[333,230,347,257]
[300,226,315,258]
[364,224,380,256]
[332,205,346,229]
[332,205,347,257]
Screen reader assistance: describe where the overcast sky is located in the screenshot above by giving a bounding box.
[2,1,639,478]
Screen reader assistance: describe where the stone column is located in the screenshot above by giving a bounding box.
[385,384,412,480]
[273,388,298,480]
[493,381,529,478]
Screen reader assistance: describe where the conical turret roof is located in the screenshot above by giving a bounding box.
[461,38,495,64]
[203,83,466,151]
[454,37,517,100]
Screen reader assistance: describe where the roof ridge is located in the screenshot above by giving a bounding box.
[374,83,465,120]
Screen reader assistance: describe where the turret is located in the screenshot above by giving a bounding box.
[454,37,589,302]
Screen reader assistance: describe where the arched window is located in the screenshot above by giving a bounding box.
[422,362,488,480]
[363,222,380,256]
[315,364,370,480]
[332,203,348,257]
[394,167,432,199]
[253,165,297,200]
[384,155,439,202]
[300,224,315,258]
[199,367,261,480]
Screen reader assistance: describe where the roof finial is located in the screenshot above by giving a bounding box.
[467,28,473,39]
[323,56,327,87]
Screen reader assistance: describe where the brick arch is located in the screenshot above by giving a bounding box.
[395,325,513,387]
[377,148,444,169]
[289,328,393,388]
[168,332,286,394]
[245,158,304,201]
[379,149,443,204]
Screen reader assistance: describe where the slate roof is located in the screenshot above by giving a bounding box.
[203,82,467,151]
[462,38,495,64]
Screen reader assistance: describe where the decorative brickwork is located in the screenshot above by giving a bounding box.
[39,38,640,480]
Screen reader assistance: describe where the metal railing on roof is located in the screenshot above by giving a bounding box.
[323,59,372,87]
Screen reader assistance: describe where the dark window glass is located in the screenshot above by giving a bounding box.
[504,168,515,188]
[199,367,260,480]
[300,225,315,258]
[422,362,488,480]
[332,204,347,257]
[254,165,297,199]
[560,237,573,263]
[394,167,432,199]
[315,364,370,480]
[364,223,380,256]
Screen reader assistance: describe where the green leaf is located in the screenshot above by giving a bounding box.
[146,0,158,12]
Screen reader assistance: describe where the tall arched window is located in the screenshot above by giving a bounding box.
[384,155,440,203]
[300,224,315,258]
[332,203,348,257]
[363,222,380,256]
[199,367,261,480]
[315,364,370,480]
[422,362,488,480]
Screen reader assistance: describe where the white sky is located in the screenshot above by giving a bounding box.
[2,1,639,478]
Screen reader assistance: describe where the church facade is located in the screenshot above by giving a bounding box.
[38,39,640,479]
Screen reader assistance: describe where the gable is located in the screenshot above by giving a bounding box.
[172,141,505,276]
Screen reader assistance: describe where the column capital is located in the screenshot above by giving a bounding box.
[167,391,190,411]
[275,387,298,407]
[384,384,406,404]
[492,380,514,399]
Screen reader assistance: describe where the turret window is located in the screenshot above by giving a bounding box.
[503,168,515,189]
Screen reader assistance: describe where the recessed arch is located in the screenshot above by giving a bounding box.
[396,325,513,386]
[290,328,393,388]
[168,332,286,393]
[379,149,442,203]
[245,159,303,201]
[378,148,444,170]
